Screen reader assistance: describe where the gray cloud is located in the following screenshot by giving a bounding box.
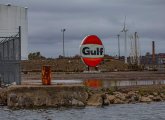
[0,0,165,58]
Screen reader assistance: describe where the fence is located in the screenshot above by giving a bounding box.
[0,26,21,85]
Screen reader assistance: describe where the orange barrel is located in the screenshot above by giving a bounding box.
[42,66,51,85]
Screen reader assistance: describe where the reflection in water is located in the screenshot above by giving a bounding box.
[84,79,165,88]
[84,80,102,89]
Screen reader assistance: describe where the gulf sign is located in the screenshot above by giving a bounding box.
[80,35,104,67]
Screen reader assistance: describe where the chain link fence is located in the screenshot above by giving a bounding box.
[0,27,21,85]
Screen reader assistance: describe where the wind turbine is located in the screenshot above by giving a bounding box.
[121,16,128,64]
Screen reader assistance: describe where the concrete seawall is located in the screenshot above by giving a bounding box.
[7,85,88,108]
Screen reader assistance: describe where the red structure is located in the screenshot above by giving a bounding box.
[80,35,104,67]
[42,66,51,85]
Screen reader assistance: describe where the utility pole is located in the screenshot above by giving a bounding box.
[19,26,21,60]
[121,16,128,64]
[134,32,138,64]
[117,34,120,59]
[61,29,66,57]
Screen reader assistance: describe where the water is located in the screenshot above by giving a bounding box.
[22,79,165,87]
[84,79,165,89]
[1,102,165,120]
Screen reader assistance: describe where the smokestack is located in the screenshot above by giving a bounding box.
[152,41,155,64]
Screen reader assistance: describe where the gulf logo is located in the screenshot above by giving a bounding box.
[80,35,104,67]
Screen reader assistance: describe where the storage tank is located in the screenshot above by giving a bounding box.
[0,4,28,59]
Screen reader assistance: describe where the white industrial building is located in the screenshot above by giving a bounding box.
[0,4,28,59]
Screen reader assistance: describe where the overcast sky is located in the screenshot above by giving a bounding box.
[0,0,165,58]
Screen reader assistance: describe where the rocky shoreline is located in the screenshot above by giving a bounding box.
[87,88,165,106]
[1,85,165,108]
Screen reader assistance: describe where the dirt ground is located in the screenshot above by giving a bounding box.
[21,59,128,73]
[22,71,165,81]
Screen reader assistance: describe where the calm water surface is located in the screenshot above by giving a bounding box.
[1,102,165,120]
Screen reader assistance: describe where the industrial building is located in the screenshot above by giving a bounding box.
[0,4,28,85]
[0,4,28,59]
[140,53,165,69]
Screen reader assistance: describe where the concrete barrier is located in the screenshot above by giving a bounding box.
[7,85,88,108]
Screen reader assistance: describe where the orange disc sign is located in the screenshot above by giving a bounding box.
[80,35,104,67]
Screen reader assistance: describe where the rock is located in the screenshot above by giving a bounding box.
[87,94,103,106]
[126,91,136,99]
[108,95,116,104]
[8,93,18,107]
[130,95,141,103]
[160,93,165,100]
[125,96,139,104]
[72,99,85,107]
[148,95,154,99]
[70,91,88,104]
[115,92,126,101]
[153,92,158,96]
[113,92,122,95]
[128,91,136,95]
[100,94,110,105]
[0,88,7,105]
[103,98,110,105]
[153,96,162,102]
[140,96,152,103]
[114,98,124,104]
[87,92,93,98]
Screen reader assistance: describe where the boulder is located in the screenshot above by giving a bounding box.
[103,94,110,105]
[153,96,162,102]
[148,95,154,99]
[114,98,124,104]
[108,95,116,104]
[115,92,126,101]
[113,92,122,95]
[87,94,103,106]
[0,88,7,105]
[140,96,152,103]
[153,92,158,96]
[160,93,165,100]
[72,99,85,107]
[126,91,136,99]
[130,94,141,103]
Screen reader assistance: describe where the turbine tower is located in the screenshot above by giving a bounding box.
[121,16,128,64]
[129,34,134,64]
[117,34,120,59]
[129,32,140,65]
